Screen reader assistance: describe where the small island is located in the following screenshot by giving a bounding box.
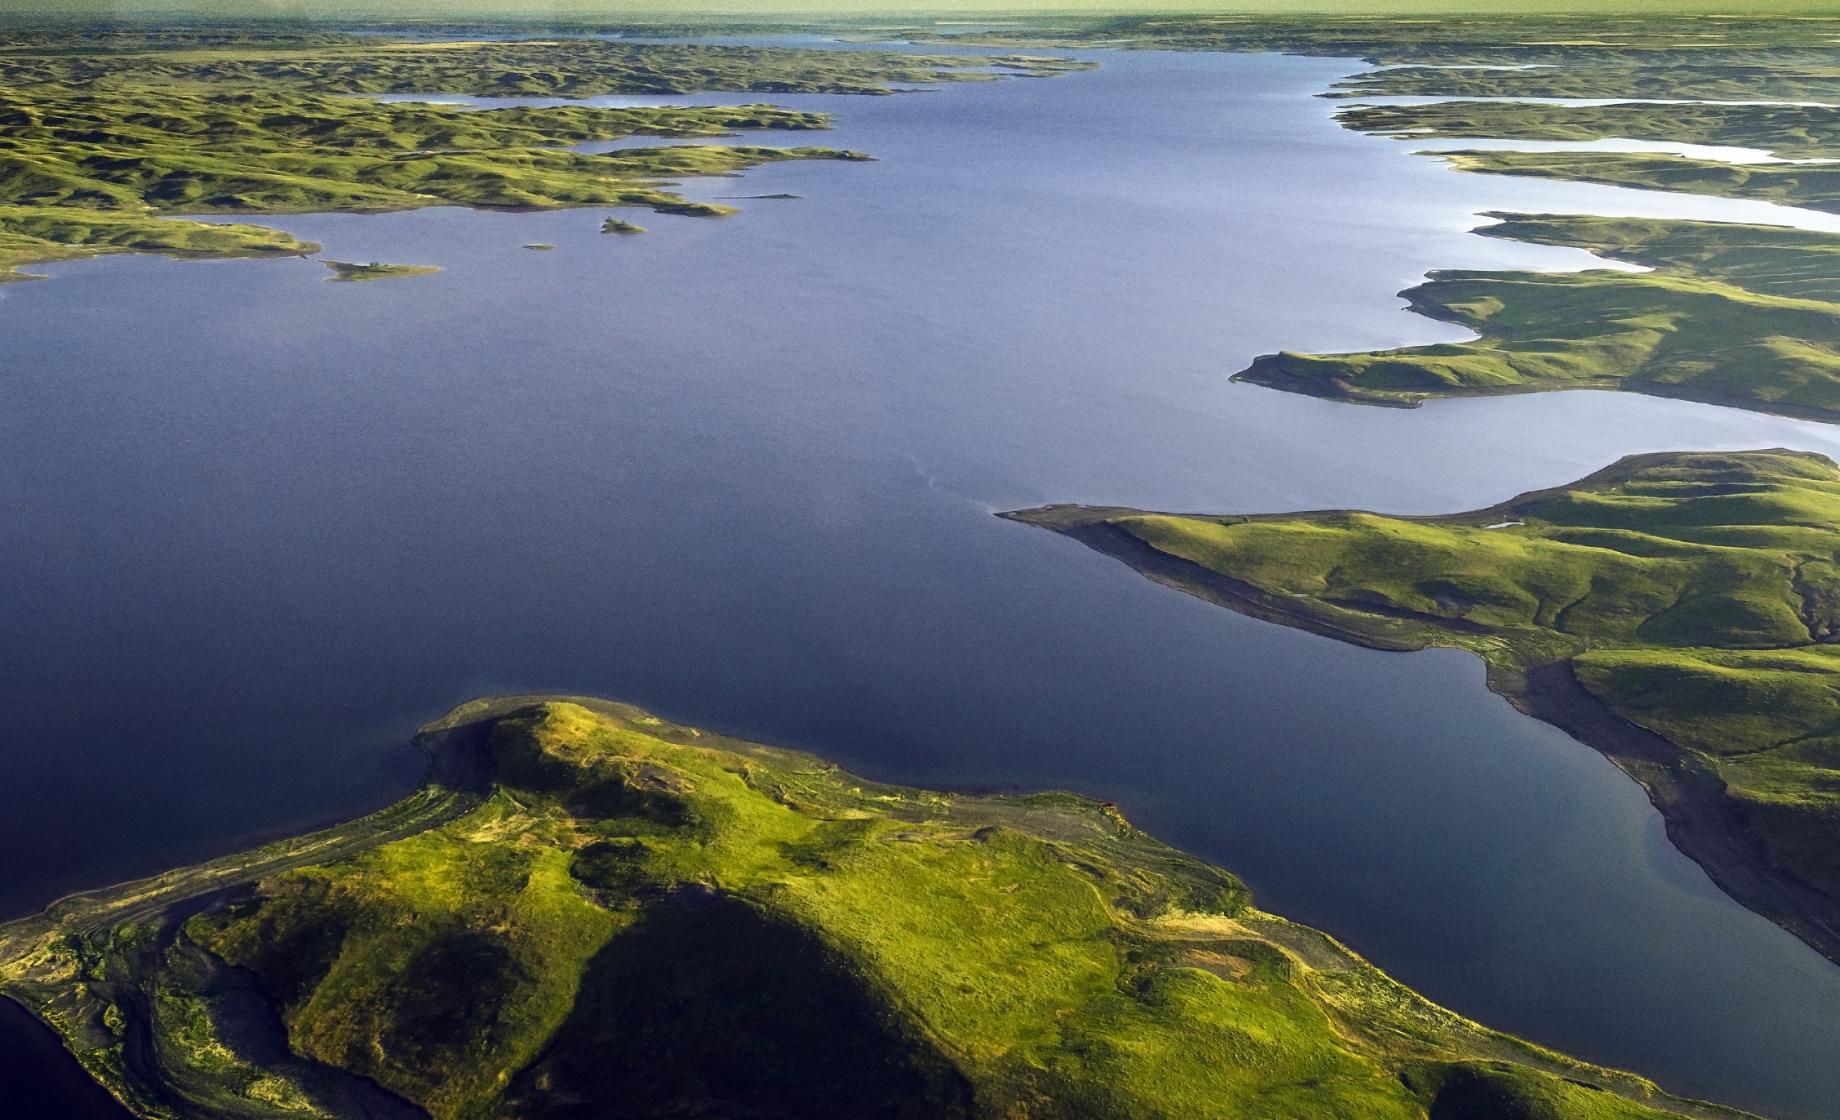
[1005,449,1840,966]
[0,697,1744,1120]
[322,260,441,282]
[600,217,646,234]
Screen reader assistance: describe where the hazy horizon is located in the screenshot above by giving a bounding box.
[11,0,1840,20]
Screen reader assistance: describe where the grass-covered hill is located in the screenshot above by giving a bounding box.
[1236,214,1840,421]
[0,697,1748,1120]
[1005,450,1840,967]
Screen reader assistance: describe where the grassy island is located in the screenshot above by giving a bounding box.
[0,697,1749,1120]
[0,25,1079,282]
[1236,213,1840,421]
[322,260,439,282]
[1005,449,1840,967]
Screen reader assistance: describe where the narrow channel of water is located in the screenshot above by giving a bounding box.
[6,45,1840,1119]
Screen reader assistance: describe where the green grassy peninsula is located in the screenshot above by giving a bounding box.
[1237,214,1840,421]
[0,698,1748,1120]
[0,206,315,283]
[1006,450,1840,966]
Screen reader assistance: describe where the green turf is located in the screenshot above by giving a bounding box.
[0,698,1745,1120]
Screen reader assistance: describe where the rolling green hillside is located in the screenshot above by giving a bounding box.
[1006,450,1840,966]
[0,697,1747,1120]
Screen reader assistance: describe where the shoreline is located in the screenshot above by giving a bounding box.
[999,500,1840,969]
[0,693,1764,1120]
[0,713,494,974]
[0,995,133,1119]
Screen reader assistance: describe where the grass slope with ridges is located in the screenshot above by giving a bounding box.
[0,697,1747,1120]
